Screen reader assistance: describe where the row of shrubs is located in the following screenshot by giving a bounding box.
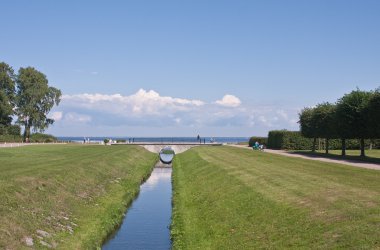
[0,133,57,143]
[249,130,380,150]
[0,125,21,136]
[248,137,268,147]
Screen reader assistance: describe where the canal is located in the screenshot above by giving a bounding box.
[102,167,172,250]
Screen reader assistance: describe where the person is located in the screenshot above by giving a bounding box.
[255,141,259,149]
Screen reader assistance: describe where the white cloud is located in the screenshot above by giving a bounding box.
[49,111,63,121]
[215,94,241,107]
[63,89,204,117]
[48,89,301,136]
[64,112,92,123]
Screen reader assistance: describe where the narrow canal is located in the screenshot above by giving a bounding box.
[102,167,172,250]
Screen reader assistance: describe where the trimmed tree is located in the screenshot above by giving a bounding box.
[299,107,318,152]
[336,89,372,157]
[367,88,380,139]
[0,62,16,126]
[313,103,337,154]
[15,67,61,142]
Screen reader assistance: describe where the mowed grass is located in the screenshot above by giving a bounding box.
[292,149,380,164]
[171,146,380,249]
[315,149,380,158]
[0,144,156,249]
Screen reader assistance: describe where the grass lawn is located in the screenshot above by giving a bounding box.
[292,149,380,164]
[171,146,380,249]
[316,149,380,158]
[0,144,156,249]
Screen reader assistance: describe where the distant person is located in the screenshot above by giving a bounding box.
[255,141,259,149]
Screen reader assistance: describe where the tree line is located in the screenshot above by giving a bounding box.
[0,61,61,142]
[299,88,380,157]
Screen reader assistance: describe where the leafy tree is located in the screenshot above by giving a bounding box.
[367,88,380,139]
[313,103,337,154]
[336,89,372,157]
[0,62,16,126]
[15,67,61,142]
[299,107,318,152]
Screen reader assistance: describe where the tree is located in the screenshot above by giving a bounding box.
[15,67,61,142]
[313,103,337,154]
[0,62,16,126]
[299,107,318,152]
[336,89,372,157]
[367,88,380,139]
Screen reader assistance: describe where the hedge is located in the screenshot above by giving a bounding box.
[267,130,380,150]
[267,130,312,150]
[248,137,268,147]
[0,125,21,136]
[29,133,57,143]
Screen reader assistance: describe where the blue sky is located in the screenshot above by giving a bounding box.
[2,0,380,136]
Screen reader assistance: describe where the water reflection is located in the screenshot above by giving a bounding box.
[102,168,172,250]
[159,146,175,164]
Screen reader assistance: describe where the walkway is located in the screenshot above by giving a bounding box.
[229,145,380,171]
[112,142,222,154]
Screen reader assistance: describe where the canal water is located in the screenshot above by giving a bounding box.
[102,167,172,250]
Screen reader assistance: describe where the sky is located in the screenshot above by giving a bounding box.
[1,0,380,137]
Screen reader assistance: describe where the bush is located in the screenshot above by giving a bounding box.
[267,130,313,150]
[248,137,268,147]
[104,139,109,144]
[0,125,21,136]
[0,135,23,142]
[29,133,57,143]
[267,130,380,150]
[116,139,126,143]
[7,125,21,136]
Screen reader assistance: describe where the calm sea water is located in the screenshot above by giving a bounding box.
[58,136,249,144]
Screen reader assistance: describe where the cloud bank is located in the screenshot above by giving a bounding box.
[48,89,299,136]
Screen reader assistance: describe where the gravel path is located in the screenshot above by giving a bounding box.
[229,145,380,171]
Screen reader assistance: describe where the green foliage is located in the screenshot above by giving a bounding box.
[299,107,317,139]
[7,125,21,135]
[0,62,16,126]
[336,89,373,139]
[267,130,313,150]
[15,67,61,140]
[0,124,21,136]
[248,137,268,147]
[367,89,380,138]
[29,133,57,143]
[0,134,23,142]
[313,103,338,139]
[104,138,110,144]
[116,139,126,143]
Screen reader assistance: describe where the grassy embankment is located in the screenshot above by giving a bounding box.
[171,146,380,249]
[0,144,156,249]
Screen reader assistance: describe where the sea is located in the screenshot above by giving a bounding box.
[57,136,249,144]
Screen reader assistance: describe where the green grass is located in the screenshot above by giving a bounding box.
[171,146,380,249]
[0,144,156,249]
[316,149,380,158]
[291,149,380,164]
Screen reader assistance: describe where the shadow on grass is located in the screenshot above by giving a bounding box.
[289,151,380,165]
